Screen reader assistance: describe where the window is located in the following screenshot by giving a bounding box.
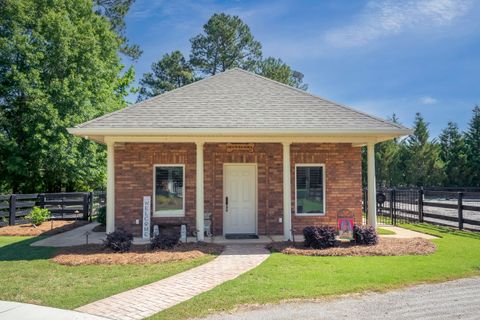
[153,165,185,216]
[295,164,325,215]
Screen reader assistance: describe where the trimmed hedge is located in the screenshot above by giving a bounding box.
[303,226,336,249]
[353,225,378,245]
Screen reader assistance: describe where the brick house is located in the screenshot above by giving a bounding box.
[69,68,409,240]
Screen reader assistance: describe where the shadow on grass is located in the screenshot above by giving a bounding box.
[0,236,57,261]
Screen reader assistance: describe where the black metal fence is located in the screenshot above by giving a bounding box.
[363,188,480,231]
[0,191,106,226]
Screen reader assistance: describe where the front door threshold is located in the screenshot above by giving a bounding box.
[225,234,259,240]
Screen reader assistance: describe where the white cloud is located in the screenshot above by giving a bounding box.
[419,96,438,104]
[324,0,472,47]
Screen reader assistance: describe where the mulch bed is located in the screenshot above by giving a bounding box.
[52,242,225,266]
[268,237,436,256]
[0,220,89,237]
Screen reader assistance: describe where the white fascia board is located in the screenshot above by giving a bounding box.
[67,127,412,137]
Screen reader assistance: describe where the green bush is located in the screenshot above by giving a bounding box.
[26,207,51,226]
[97,206,106,226]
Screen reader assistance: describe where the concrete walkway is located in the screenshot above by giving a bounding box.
[0,301,109,320]
[379,226,437,239]
[203,277,480,320]
[76,244,270,320]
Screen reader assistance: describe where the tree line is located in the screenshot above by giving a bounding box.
[136,13,307,101]
[363,106,480,188]
[0,1,306,193]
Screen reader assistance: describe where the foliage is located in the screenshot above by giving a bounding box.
[103,228,133,252]
[353,225,378,245]
[97,206,106,226]
[154,224,480,320]
[150,233,179,250]
[138,51,195,101]
[25,207,51,226]
[439,122,468,187]
[465,105,480,187]
[0,0,134,193]
[0,236,214,309]
[303,226,336,249]
[256,57,307,90]
[94,0,142,60]
[190,13,262,75]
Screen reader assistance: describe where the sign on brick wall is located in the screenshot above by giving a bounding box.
[226,143,254,153]
[142,196,151,239]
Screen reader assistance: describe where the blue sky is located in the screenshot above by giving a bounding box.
[123,0,480,137]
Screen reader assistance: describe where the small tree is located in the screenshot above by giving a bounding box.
[439,122,468,186]
[256,57,307,90]
[465,106,480,187]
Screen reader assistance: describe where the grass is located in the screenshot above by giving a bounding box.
[151,224,480,320]
[0,236,216,309]
[377,227,396,235]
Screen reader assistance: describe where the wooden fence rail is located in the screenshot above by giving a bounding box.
[364,188,480,231]
[0,191,106,226]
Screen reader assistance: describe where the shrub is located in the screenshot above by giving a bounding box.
[150,233,179,250]
[97,206,106,226]
[353,225,378,245]
[26,207,50,226]
[303,226,336,249]
[103,228,133,252]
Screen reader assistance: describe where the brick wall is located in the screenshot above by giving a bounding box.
[204,143,284,236]
[290,143,363,234]
[114,143,196,235]
[113,142,362,237]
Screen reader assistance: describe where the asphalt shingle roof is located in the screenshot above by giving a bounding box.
[77,68,407,132]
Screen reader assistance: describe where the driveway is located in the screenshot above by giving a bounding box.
[204,277,480,320]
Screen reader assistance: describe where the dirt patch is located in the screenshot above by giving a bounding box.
[0,220,89,236]
[268,238,436,256]
[52,242,224,266]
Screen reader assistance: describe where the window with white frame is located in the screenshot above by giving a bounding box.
[154,165,185,216]
[295,164,325,215]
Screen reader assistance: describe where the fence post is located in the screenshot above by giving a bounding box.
[38,193,46,209]
[458,192,464,230]
[9,195,16,226]
[389,189,394,225]
[89,192,94,222]
[392,189,397,226]
[82,193,89,220]
[418,188,424,223]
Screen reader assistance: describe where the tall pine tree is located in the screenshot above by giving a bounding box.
[465,106,480,187]
[439,122,468,186]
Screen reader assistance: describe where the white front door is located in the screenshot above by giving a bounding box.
[224,164,257,234]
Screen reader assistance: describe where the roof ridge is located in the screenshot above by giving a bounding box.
[233,68,408,130]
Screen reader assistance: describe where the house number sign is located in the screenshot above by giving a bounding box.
[142,196,151,239]
[226,143,254,153]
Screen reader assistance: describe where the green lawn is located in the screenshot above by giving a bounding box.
[0,236,215,309]
[152,224,480,320]
[377,227,396,235]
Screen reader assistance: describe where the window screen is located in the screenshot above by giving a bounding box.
[154,166,184,215]
[296,165,325,214]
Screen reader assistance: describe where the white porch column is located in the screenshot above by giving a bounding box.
[196,142,205,241]
[367,142,377,228]
[106,141,115,234]
[283,142,292,240]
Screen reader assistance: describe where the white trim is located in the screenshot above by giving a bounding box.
[223,163,258,236]
[68,127,411,137]
[196,142,205,241]
[106,142,115,233]
[294,163,326,216]
[283,142,292,240]
[152,164,186,218]
[367,142,377,228]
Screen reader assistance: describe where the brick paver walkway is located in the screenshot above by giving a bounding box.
[76,245,269,320]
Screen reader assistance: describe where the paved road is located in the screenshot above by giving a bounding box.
[0,301,108,320]
[204,277,480,320]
